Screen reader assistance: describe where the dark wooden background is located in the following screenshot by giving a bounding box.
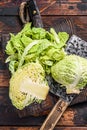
[0,0,87,130]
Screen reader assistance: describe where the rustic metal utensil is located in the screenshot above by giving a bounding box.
[40,78,78,130]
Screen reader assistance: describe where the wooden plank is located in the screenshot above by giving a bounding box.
[0,70,9,87]
[36,0,87,15]
[0,127,87,130]
[0,16,87,39]
[40,3,87,15]
[0,87,44,126]
[36,0,87,4]
[0,1,87,128]
[42,16,87,41]
[0,40,10,87]
[0,0,25,6]
[0,16,22,33]
[0,0,87,16]
[0,7,18,16]
[0,87,87,126]
[68,0,86,2]
[0,0,26,16]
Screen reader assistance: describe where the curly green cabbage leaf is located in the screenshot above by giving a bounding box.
[5,23,69,74]
[51,55,87,94]
[9,62,49,110]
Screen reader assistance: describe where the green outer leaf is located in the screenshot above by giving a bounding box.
[50,28,60,44]
[18,40,40,68]
[51,55,87,94]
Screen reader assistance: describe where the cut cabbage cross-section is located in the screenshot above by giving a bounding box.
[9,62,49,110]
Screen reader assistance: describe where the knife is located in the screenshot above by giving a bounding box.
[40,75,77,130]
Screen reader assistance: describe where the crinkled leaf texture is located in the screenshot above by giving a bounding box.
[9,62,49,110]
[51,55,87,94]
[5,23,69,74]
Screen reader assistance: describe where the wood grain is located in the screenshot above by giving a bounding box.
[1,16,87,88]
[41,3,87,15]
[0,0,87,16]
[0,87,87,126]
[0,127,87,130]
[0,16,87,39]
[42,16,87,41]
[0,70,9,87]
[36,0,87,15]
[40,99,69,130]
[0,0,87,129]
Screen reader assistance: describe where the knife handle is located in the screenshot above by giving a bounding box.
[27,0,43,28]
[32,15,43,28]
[40,98,70,130]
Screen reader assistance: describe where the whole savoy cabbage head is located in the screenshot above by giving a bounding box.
[51,55,87,94]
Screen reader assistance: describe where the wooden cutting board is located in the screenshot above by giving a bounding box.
[1,26,87,118]
[0,0,87,127]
